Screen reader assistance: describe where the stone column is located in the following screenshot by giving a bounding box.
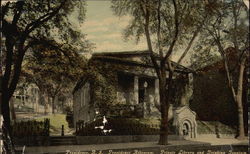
[154,79,160,104]
[133,76,139,105]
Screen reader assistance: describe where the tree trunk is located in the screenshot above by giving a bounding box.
[36,92,39,113]
[236,97,245,139]
[52,96,55,114]
[10,97,16,123]
[1,91,13,152]
[235,59,246,139]
[45,94,49,115]
[158,78,168,145]
[39,91,46,114]
[158,67,173,145]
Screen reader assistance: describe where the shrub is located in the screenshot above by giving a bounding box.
[12,119,50,137]
[76,117,174,136]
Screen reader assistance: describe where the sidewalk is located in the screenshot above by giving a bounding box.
[189,136,249,146]
[16,140,209,154]
[16,138,248,154]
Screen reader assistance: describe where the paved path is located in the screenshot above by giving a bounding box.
[189,136,248,145]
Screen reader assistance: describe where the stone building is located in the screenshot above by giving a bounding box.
[73,50,197,138]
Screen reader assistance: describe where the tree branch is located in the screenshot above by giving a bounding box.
[28,37,81,68]
[8,41,26,101]
[163,0,179,63]
[24,0,66,35]
[1,2,10,21]
[2,38,14,94]
[7,0,66,100]
[140,1,161,78]
[232,1,240,54]
[237,56,246,96]
[218,43,237,101]
[176,17,207,66]
[157,0,163,58]
[12,1,24,26]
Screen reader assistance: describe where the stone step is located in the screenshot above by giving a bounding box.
[50,136,77,146]
[50,141,77,146]
[51,138,75,141]
[50,135,75,139]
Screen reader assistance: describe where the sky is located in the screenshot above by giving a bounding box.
[82,1,147,53]
[81,1,191,65]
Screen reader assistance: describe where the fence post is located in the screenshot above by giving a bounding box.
[76,122,78,134]
[61,125,64,136]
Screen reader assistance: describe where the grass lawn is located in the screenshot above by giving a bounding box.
[35,113,73,135]
[197,120,236,134]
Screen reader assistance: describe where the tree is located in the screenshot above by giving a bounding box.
[111,0,208,144]
[22,41,87,114]
[1,0,88,151]
[192,0,249,139]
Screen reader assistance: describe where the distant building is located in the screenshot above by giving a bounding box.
[13,83,39,111]
[73,50,197,138]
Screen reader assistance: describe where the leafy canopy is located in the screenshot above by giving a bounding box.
[111,0,207,54]
[191,0,249,70]
[2,0,91,52]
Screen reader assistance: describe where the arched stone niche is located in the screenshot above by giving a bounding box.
[172,106,197,138]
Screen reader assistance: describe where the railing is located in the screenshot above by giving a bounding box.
[12,118,50,137]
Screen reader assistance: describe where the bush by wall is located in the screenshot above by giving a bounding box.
[197,120,236,134]
[12,118,50,137]
[75,117,172,136]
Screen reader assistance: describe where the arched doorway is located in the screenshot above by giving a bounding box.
[173,106,197,139]
[181,119,196,138]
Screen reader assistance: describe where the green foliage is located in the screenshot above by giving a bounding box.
[197,121,236,134]
[3,0,89,51]
[22,39,88,102]
[190,41,220,70]
[107,104,139,118]
[191,71,238,126]
[191,0,249,70]
[12,119,50,137]
[36,114,69,135]
[84,63,116,114]
[2,0,93,93]
[1,0,92,151]
[82,60,121,113]
[76,117,170,136]
[81,58,156,114]
[111,0,207,50]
